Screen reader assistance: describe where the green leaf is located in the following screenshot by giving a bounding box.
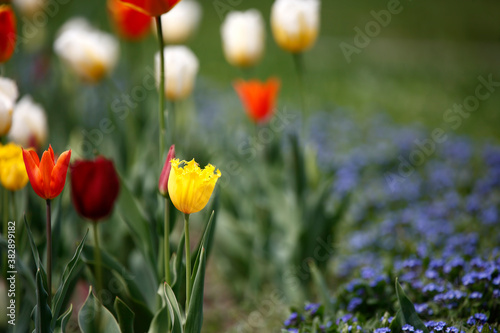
[34,268,53,333]
[51,230,88,329]
[185,248,206,333]
[190,212,214,288]
[114,297,135,333]
[172,233,185,292]
[54,304,73,333]
[78,287,122,333]
[117,175,157,281]
[289,132,306,203]
[309,261,332,314]
[164,283,184,333]
[390,278,429,333]
[25,215,47,277]
[147,305,170,333]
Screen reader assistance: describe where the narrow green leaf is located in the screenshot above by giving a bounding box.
[185,248,206,333]
[172,233,185,292]
[78,287,122,333]
[147,305,170,333]
[190,212,214,288]
[114,297,135,333]
[51,230,88,329]
[289,132,306,203]
[54,304,73,333]
[34,268,53,333]
[164,283,184,333]
[309,261,332,314]
[390,278,429,333]
[24,215,47,278]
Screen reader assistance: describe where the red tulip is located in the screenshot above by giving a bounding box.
[158,144,175,196]
[0,5,16,63]
[108,0,152,40]
[22,145,72,200]
[119,0,181,17]
[70,156,120,221]
[233,78,281,124]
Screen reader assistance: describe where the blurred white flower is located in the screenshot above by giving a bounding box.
[155,46,199,101]
[13,0,46,17]
[8,96,48,148]
[0,77,18,136]
[158,0,202,44]
[54,18,119,83]
[221,9,265,68]
[271,0,320,53]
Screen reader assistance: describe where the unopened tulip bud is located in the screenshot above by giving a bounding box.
[0,77,18,136]
[0,5,16,63]
[158,0,201,44]
[159,144,175,196]
[8,96,48,149]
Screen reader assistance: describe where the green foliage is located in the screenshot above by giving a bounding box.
[78,287,121,333]
[390,279,429,333]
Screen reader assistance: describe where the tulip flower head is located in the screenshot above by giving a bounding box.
[158,0,201,44]
[271,0,320,53]
[0,143,29,191]
[221,9,265,68]
[70,156,120,221]
[8,96,48,148]
[22,145,71,200]
[155,46,199,101]
[0,5,16,63]
[54,18,119,83]
[233,78,281,124]
[108,0,152,40]
[159,144,175,197]
[168,159,221,215]
[119,0,181,17]
[0,77,18,136]
[13,0,47,17]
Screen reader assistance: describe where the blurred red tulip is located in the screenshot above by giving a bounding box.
[22,145,72,200]
[159,144,175,196]
[233,78,281,124]
[0,5,16,63]
[108,0,152,40]
[70,156,120,221]
[119,0,181,17]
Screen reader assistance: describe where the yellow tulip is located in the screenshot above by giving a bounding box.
[0,143,28,191]
[168,158,221,214]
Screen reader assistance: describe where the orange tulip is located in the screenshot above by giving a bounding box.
[118,0,181,17]
[0,5,16,63]
[233,78,281,124]
[22,145,72,200]
[108,0,152,40]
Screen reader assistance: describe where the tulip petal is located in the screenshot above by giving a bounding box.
[50,150,71,199]
[22,149,45,198]
[39,149,55,199]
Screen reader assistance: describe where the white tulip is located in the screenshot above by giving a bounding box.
[155,46,199,101]
[0,78,18,136]
[159,0,202,44]
[8,96,48,148]
[271,0,320,53]
[221,9,265,68]
[54,18,119,83]
[13,0,46,17]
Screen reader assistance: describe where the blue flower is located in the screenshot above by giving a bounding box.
[374,328,391,333]
[402,324,415,332]
[347,297,363,312]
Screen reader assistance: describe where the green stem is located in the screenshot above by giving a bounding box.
[292,53,307,138]
[46,199,52,305]
[10,191,16,221]
[93,222,103,298]
[155,16,166,160]
[184,213,191,311]
[164,197,170,285]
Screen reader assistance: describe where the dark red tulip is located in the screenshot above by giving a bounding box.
[70,156,120,221]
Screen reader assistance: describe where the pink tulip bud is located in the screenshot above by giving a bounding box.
[159,144,175,196]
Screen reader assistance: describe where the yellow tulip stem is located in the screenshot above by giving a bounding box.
[46,199,52,305]
[184,213,191,311]
[92,221,103,299]
[164,197,170,285]
[156,16,167,161]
